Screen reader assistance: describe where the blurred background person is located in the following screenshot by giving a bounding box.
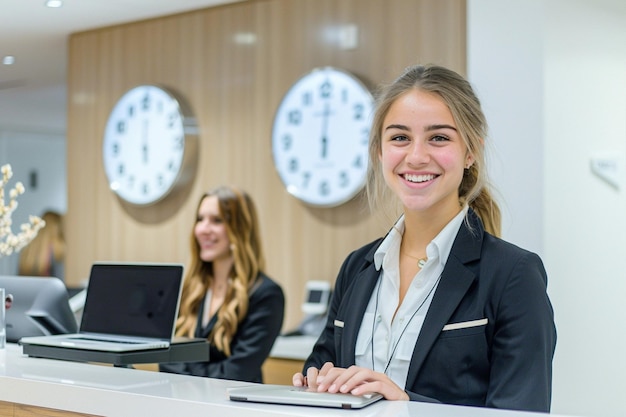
[160,185,285,382]
[18,210,66,280]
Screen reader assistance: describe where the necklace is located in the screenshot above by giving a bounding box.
[401,251,427,269]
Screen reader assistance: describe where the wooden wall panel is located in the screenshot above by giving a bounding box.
[0,400,101,417]
[66,0,466,329]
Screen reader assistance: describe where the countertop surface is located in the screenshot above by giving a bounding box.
[1,343,575,417]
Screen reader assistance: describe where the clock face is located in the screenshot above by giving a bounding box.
[271,67,374,207]
[102,85,195,206]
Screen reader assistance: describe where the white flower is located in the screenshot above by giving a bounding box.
[1,164,12,178]
[0,164,44,257]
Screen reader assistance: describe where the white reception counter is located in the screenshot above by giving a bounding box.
[0,343,577,417]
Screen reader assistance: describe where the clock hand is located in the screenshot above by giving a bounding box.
[142,118,149,164]
[320,102,332,159]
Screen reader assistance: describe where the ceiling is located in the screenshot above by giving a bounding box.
[0,0,243,135]
[3,0,625,136]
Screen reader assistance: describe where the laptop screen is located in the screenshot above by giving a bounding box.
[79,263,183,339]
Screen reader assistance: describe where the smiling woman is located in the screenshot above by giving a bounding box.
[293,64,557,413]
[159,185,285,383]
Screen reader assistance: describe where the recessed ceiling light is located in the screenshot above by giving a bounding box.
[2,56,15,65]
[45,0,63,8]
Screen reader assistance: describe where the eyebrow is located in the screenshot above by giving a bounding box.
[384,123,458,132]
[427,124,457,132]
[384,123,409,132]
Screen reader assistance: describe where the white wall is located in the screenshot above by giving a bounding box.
[469,1,626,416]
[0,131,67,276]
[468,0,545,255]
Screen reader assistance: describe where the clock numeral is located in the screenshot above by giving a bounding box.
[116,121,126,134]
[127,105,135,118]
[168,112,178,129]
[361,127,370,144]
[353,155,363,169]
[320,80,332,99]
[141,182,149,195]
[157,174,164,187]
[142,94,151,111]
[302,91,312,106]
[287,109,302,125]
[353,103,365,120]
[288,158,298,173]
[341,88,348,103]
[282,134,293,151]
[319,180,330,196]
[302,172,311,188]
[127,175,135,188]
[174,135,184,150]
[117,163,125,176]
[111,142,120,157]
[339,171,349,187]
[168,159,177,172]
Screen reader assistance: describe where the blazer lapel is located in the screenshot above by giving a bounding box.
[404,213,484,387]
[338,243,381,367]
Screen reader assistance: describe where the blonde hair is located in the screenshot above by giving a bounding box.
[18,211,66,276]
[366,64,501,236]
[176,186,265,356]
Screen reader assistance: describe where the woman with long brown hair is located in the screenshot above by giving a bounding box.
[18,211,66,279]
[160,186,284,382]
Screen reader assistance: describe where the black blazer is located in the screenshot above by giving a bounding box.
[160,273,285,383]
[304,210,556,412]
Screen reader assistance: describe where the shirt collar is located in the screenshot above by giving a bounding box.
[374,206,469,271]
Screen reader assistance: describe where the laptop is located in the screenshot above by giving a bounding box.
[228,384,384,409]
[19,262,183,353]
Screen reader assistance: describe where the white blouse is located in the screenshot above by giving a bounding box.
[354,206,467,388]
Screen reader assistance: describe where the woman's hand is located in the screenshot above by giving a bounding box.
[292,362,334,389]
[293,362,409,401]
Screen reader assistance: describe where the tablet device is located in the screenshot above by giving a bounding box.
[228,384,383,409]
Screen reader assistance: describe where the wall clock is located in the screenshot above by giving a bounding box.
[102,85,198,206]
[271,67,374,207]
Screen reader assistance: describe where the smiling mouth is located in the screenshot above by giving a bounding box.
[403,173,437,183]
[198,240,217,248]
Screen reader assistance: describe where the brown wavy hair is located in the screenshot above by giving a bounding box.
[18,211,66,276]
[366,64,501,237]
[175,186,265,355]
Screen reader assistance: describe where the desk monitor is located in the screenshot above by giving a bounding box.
[302,280,331,315]
[0,275,78,342]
